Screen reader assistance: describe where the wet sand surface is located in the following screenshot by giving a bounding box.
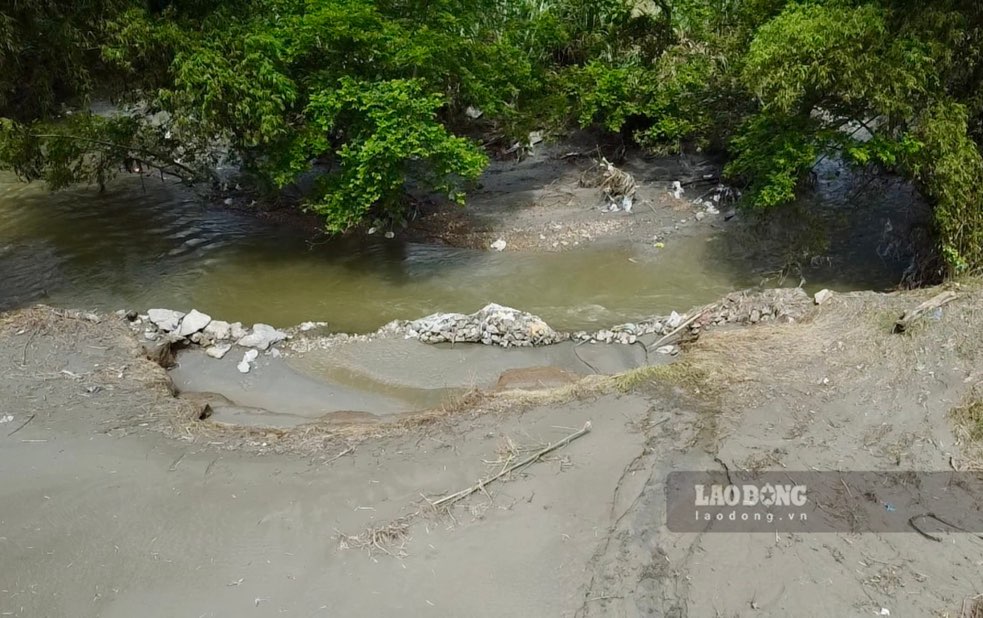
[288,338,648,390]
[169,338,649,427]
[0,391,651,617]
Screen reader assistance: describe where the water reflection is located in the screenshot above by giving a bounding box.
[0,165,911,332]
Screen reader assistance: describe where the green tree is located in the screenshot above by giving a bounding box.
[3,0,983,275]
[1,0,533,230]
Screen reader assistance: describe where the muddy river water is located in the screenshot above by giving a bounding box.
[0,165,911,334]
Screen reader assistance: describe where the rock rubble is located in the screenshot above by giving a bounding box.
[122,288,814,367]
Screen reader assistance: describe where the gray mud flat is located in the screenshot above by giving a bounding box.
[6,288,983,618]
[0,392,652,618]
[169,348,431,427]
[0,309,655,617]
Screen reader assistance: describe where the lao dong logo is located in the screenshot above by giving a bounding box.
[694,483,807,507]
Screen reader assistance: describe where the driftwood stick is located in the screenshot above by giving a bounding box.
[893,291,957,333]
[432,421,592,508]
[7,413,36,437]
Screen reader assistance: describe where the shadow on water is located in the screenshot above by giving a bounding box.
[702,159,924,293]
[0,160,920,332]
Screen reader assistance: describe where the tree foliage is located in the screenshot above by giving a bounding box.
[2,0,983,273]
[729,1,983,273]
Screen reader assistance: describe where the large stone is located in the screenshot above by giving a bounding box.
[229,322,248,340]
[814,289,834,305]
[177,309,212,337]
[147,308,185,332]
[203,319,232,341]
[236,323,288,350]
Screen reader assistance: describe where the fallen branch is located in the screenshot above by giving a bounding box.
[432,421,592,508]
[29,133,209,183]
[893,290,958,333]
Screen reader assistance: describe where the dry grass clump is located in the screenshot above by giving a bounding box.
[958,595,983,618]
[951,394,983,443]
[612,362,709,394]
[612,284,983,406]
[486,373,612,405]
[610,320,825,404]
[338,519,413,558]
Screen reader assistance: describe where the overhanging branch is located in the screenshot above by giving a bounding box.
[29,133,213,183]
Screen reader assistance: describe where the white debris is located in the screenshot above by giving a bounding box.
[384,230,395,239]
[237,349,259,373]
[528,130,543,145]
[0,415,13,424]
[490,239,507,252]
[667,311,683,328]
[671,180,684,199]
[465,106,483,119]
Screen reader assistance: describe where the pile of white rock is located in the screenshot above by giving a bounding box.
[401,303,565,347]
[127,308,290,373]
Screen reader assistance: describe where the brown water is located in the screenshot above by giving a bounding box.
[0,166,910,332]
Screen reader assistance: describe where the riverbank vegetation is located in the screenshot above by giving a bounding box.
[1,1,982,274]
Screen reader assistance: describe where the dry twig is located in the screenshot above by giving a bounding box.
[432,421,592,508]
